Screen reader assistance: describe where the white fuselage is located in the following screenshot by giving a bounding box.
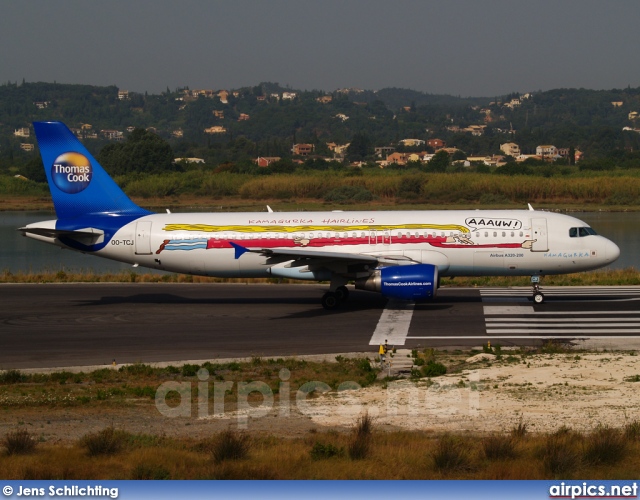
[27,209,620,279]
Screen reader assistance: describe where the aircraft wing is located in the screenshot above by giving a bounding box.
[229,242,415,268]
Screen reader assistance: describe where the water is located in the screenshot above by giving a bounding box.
[1,211,638,273]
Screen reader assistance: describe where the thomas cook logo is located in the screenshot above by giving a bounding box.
[51,152,93,194]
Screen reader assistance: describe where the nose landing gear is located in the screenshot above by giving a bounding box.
[531,275,544,304]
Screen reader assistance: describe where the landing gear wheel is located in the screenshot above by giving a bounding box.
[321,292,340,310]
[335,286,350,302]
[533,292,545,304]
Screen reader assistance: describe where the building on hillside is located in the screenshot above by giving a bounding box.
[516,154,543,162]
[374,146,395,157]
[629,111,639,121]
[386,152,411,165]
[204,126,227,134]
[316,96,332,104]
[399,138,425,147]
[118,90,130,100]
[14,128,30,138]
[427,139,446,150]
[20,143,34,151]
[238,113,250,121]
[101,129,123,140]
[175,158,205,164]
[500,142,521,157]
[536,145,558,158]
[292,144,314,156]
[218,90,229,104]
[213,110,224,118]
[255,157,282,167]
[462,125,486,136]
[282,92,297,100]
[611,101,623,107]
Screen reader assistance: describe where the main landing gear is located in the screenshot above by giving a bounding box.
[531,275,544,304]
[321,285,349,310]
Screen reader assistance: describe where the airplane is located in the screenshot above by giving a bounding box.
[20,121,620,309]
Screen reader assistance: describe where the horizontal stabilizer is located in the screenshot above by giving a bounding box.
[19,225,105,246]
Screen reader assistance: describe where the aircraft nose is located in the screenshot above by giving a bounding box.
[605,238,620,263]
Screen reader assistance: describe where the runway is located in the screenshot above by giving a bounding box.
[1,283,640,369]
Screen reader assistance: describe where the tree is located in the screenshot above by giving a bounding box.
[97,128,176,175]
[346,133,372,162]
[426,149,450,172]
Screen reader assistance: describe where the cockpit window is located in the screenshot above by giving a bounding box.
[570,227,597,237]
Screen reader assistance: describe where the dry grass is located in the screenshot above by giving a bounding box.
[1,425,640,479]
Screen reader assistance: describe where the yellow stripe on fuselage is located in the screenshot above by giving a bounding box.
[163,223,471,234]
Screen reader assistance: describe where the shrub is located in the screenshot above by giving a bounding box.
[130,464,171,480]
[511,417,528,439]
[212,430,250,463]
[624,420,640,441]
[539,431,581,476]
[348,413,373,460]
[80,426,127,456]
[324,185,373,203]
[482,434,517,460]
[421,361,447,377]
[310,442,344,460]
[2,429,37,455]
[431,434,472,472]
[0,370,24,384]
[583,426,627,466]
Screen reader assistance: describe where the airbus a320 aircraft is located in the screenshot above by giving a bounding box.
[21,122,620,309]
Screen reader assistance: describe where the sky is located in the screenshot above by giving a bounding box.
[1,0,640,98]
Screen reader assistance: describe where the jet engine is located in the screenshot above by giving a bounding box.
[355,264,438,301]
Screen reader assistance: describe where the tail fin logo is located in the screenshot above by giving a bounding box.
[51,152,93,194]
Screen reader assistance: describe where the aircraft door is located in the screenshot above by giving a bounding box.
[135,221,152,255]
[382,230,390,245]
[531,218,549,252]
[369,230,377,245]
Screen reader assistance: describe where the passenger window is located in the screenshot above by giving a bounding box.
[493,232,497,237]
[502,232,506,237]
[519,231,523,237]
[511,231,514,237]
[476,232,480,238]
[484,232,488,238]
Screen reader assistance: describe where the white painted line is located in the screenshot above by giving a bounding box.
[407,335,640,339]
[485,329,640,334]
[369,300,415,346]
[488,318,640,323]
[485,310,640,316]
[483,306,535,315]
[487,323,640,328]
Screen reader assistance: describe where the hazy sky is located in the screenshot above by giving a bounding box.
[2,0,639,97]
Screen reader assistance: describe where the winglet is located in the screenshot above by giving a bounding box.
[229,241,249,259]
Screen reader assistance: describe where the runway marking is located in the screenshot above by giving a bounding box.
[481,286,640,300]
[482,292,640,338]
[406,335,640,339]
[369,300,415,346]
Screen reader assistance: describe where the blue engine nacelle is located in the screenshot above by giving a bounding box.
[355,264,438,301]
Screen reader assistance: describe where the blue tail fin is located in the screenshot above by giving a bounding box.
[33,121,150,219]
